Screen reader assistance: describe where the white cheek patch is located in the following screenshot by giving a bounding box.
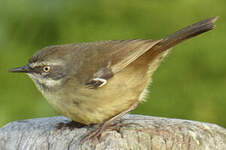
[27,60,65,90]
[40,78,63,87]
[27,74,63,89]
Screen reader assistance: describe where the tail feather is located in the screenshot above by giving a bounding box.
[151,16,218,55]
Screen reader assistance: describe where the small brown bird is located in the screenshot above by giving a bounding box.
[9,17,218,141]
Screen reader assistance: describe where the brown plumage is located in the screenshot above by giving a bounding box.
[9,17,218,126]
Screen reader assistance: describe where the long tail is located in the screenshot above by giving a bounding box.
[151,16,218,55]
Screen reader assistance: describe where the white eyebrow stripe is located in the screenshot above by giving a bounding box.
[29,61,64,68]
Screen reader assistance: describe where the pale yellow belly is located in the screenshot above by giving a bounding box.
[45,50,169,125]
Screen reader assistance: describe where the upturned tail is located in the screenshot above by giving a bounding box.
[151,16,218,54]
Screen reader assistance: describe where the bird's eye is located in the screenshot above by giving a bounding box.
[42,66,51,73]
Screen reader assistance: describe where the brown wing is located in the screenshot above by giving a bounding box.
[85,63,114,89]
[77,39,160,88]
[74,17,217,88]
[107,39,161,73]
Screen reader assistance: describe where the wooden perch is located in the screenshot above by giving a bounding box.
[0,114,226,150]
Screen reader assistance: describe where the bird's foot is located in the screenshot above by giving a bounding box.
[80,122,107,144]
[80,119,143,144]
[55,120,85,130]
[80,102,140,144]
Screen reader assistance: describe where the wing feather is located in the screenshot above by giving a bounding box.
[108,39,161,73]
[67,39,160,86]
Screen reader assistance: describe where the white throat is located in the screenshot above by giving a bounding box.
[27,73,63,93]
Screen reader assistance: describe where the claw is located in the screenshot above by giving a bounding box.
[80,123,104,144]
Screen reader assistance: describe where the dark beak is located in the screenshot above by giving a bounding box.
[8,65,30,73]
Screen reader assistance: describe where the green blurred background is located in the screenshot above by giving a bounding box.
[0,0,225,128]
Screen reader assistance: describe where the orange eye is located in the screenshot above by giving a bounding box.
[43,66,51,72]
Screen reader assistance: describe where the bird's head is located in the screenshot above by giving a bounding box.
[9,45,72,92]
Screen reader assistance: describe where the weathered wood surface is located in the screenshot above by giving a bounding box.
[0,114,226,150]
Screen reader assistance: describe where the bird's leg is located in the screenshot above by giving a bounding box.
[80,101,139,144]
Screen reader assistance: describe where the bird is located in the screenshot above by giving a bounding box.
[9,17,218,142]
